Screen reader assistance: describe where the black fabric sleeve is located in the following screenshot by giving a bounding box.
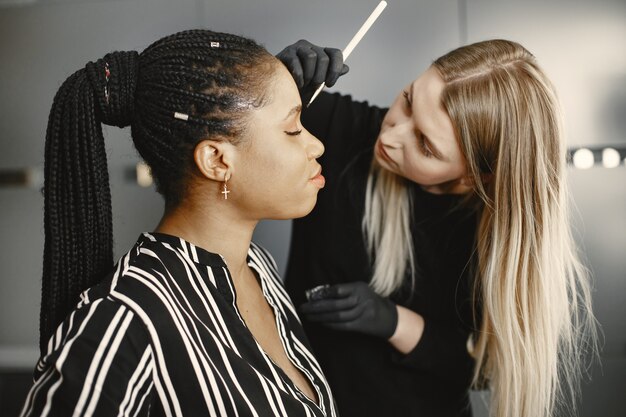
[390,319,476,392]
[21,298,155,417]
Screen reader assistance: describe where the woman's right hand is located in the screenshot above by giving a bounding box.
[276,40,349,103]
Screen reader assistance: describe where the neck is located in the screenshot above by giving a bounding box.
[155,198,257,281]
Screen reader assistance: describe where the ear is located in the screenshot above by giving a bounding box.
[193,140,235,182]
[433,174,474,195]
[458,175,473,187]
[460,173,493,187]
[455,172,493,195]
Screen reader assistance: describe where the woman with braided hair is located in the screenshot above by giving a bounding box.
[20,30,337,417]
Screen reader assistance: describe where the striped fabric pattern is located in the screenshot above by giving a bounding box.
[21,232,337,417]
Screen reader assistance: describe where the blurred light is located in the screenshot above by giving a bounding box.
[136,162,153,187]
[572,148,594,169]
[0,167,43,188]
[25,167,44,188]
[601,148,621,168]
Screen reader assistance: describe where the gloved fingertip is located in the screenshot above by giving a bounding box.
[325,79,336,88]
[341,64,350,75]
[329,283,351,298]
[294,74,304,89]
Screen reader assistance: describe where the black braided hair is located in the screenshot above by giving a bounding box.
[40,29,277,354]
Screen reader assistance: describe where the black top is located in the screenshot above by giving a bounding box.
[285,93,479,417]
[22,233,338,417]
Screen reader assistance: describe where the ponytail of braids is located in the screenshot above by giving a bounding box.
[40,51,137,355]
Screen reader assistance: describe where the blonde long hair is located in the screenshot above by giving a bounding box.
[363,39,597,417]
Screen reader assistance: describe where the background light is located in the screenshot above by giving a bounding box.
[602,148,621,168]
[572,148,595,169]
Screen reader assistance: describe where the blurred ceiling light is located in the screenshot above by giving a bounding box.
[572,148,595,169]
[601,147,621,168]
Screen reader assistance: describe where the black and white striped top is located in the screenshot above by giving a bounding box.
[21,232,338,417]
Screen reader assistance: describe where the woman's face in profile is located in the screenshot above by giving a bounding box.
[374,66,468,194]
[233,63,325,220]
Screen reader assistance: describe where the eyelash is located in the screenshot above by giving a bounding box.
[418,134,433,158]
[285,129,302,136]
[402,90,411,108]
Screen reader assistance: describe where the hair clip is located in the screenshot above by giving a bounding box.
[174,112,189,121]
[210,41,220,48]
[104,62,110,104]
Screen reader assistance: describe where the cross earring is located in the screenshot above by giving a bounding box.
[221,176,231,200]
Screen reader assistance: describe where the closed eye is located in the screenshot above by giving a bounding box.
[285,129,303,136]
[418,134,433,158]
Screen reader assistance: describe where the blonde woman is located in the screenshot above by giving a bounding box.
[277,39,596,417]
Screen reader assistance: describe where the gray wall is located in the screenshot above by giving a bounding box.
[0,0,624,415]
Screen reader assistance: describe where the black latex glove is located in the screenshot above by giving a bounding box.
[276,39,349,103]
[299,282,399,339]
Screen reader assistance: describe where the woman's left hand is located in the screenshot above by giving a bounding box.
[299,282,398,339]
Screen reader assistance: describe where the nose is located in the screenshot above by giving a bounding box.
[381,113,395,129]
[305,128,325,159]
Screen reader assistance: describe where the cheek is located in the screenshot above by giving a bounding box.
[403,150,448,183]
[244,140,307,191]
[235,143,279,194]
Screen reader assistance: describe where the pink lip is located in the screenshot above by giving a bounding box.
[309,171,325,188]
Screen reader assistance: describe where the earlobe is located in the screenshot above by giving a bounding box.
[459,175,473,187]
[455,173,492,195]
[193,140,232,182]
[445,175,474,195]
[460,173,493,187]
[459,172,493,187]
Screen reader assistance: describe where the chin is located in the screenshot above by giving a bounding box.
[296,199,317,218]
[269,196,318,220]
[293,196,318,219]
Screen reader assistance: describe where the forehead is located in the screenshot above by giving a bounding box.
[261,64,301,114]
[413,67,447,121]
[242,63,302,141]
[413,68,457,144]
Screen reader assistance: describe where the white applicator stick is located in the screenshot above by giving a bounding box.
[307,0,388,106]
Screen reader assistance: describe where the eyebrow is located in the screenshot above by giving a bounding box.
[410,81,447,161]
[283,104,302,121]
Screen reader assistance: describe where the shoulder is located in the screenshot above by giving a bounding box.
[308,91,387,118]
[36,295,151,378]
[308,91,386,114]
[302,92,387,137]
[28,296,156,417]
[78,238,165,304]
[74,235,187,339]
